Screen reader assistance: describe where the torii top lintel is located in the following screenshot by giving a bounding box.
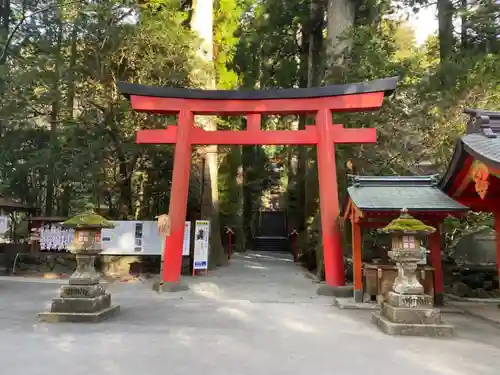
[117,76,398,115]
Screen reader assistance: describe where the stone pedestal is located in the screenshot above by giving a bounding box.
[152,279,189,293]
[372,291,453,337]
[317,284,353,297]
[39,282,120,322]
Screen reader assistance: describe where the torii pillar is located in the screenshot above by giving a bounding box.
[118,77,398,295]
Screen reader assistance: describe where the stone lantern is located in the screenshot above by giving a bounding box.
[372,208,454,337]
[39,208,120,322]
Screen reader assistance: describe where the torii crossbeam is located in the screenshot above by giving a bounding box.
[118,77,398,293]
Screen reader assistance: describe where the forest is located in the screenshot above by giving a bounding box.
[0,0,498,276]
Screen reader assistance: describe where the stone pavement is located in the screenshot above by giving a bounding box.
[1,251,500,375]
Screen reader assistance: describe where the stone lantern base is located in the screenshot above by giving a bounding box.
[39,282,120,323]
[372,291,454,337]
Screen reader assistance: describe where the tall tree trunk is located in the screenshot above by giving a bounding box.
[235,150,245,252]
[437,0,454,65]
[292,9,311,233]
[104,108,136,219]
[190,0,225,267]
[45,14,63,216]
[308,0,325,86]
[303,0,325,225]
[287,117,301,231]
[243,145,261,246]
[117,160,133,219]
[460,0,468,49]
[325,0,355,76]
[0,0,10,67]
[0,0,9,51]
[60,19,79,216]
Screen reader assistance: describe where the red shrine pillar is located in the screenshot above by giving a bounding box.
[429,223,444,306]
[316,108,345,289]
[161,110,193,288]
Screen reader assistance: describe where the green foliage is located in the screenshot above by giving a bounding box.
[233,0,308,88]
[0,0,200,218]
[213,0,243,89]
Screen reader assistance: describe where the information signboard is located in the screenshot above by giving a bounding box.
[193,220,210,270]
[101,221,156,255]
[100,220,192,256]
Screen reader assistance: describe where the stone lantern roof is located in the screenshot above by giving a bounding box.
[62,209,114,230]
[379,208,435,235]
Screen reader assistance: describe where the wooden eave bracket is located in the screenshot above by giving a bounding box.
[342,200,365,223]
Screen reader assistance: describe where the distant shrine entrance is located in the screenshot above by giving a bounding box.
[118,77,398,293]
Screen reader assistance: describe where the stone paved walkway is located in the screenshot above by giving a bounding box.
[1,251,500,375]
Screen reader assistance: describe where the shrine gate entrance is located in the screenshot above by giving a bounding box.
[118,77,398,293]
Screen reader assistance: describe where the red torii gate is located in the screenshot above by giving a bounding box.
[118,77,398,294]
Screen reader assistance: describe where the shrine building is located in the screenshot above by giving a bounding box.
[343,175,469,305]
[440,108,500,288]
[344,108,500,306]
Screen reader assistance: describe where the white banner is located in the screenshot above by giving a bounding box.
[39,225,74,251]
[182,221,192,256]
[193,220,210,270]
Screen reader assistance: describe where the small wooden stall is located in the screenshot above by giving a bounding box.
[0,198,38,242]
[343,175,469,305]
[0,198,38,273]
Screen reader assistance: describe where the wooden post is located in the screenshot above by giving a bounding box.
[352,220,363,302]
[226,227,234,260]
[429,223,444,306]
[495,212,500,292]
[161,110,193,285]
[290,229,298,262]
[316,108,344,287]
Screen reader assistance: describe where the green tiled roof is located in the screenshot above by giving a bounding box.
[347,175,469,212]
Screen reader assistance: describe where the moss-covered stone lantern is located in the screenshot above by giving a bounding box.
[38,207,120,322]
[372,208,454,337]
[380,208,435,295]
[63,209,114,285]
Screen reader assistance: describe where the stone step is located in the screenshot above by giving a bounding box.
[382,304,442,325]
[51,294,112,314]
[39,305,120,323]
[372,311,454,337]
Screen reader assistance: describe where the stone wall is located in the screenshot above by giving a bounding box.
[447,228,499,297]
